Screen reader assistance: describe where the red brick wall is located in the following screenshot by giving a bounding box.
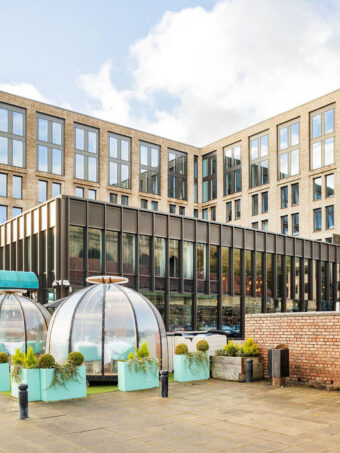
[245,312,340,388]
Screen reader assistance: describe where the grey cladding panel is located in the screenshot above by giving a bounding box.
[183,219,195,241]
[286,238,294,256]
[69,200,86,226]
[295,239,303,257]
[210,224,220,245]
[88,203,105,228]
[256,232,265,251]
[245,230,254,250]
[123,209,137,233]
[106,206,121,231]
[321,244,328,261]
[304,241,312,259]
[313,242,320,259]
[276,236,284,254]
[266,234,275,253]
[222,226,232,246]
[233,228,243,248]
[169,217,181,239]
[154,215,167,237]
[139,212,153,235]
[197,222,208,243]
[329,245,336,262]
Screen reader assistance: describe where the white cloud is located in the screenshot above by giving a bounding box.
[78,1,340,145]
[0,82,50,104]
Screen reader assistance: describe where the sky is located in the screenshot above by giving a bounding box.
[1,0,340,146]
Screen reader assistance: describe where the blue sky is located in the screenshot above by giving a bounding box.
[1,0,340,146]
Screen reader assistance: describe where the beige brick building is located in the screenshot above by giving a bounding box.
[0,89,339,242]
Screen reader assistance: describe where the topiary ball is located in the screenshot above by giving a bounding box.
[196,339,209,352]
[67,351,84,366]
[38,353,56,369]
[0,352,9,364]
[174,343,188,355]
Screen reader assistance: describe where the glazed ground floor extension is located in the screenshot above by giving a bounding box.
[1,195,340,337]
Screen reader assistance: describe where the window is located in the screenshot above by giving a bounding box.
[292,213,299,235]
[169,204,176,214]
[0,173,7,197]
[210,206,216,221]
[234,199,241,220]
[88,189,96,200]
[261,191,268,213]
[310,107,335,169]
[141,199,148,209]
[168,149,187,200]
[13,207,22,217]
[314,208,322,231]
[121,195,128,206]
[250,133,269,188]
[38,180,48,203]
[261,219,268,231]
[252,194,258,216]
[194,155,198,203]
[140,142,160,194]
[291,183,299,205]
[313,177,322,200]
[12,175,22,199]
[0,103,25,168]
[202,152,217,202]
[281,215,288,234]
[252,222,259,229]
[278,121,299,179]
[74,124,98,182]
[110,193,117,203]
[202,208,208,219]
[151,201,158,211]
[37,114,64,175]
[0,205,7,224]
[108,133,131,189]
[194,208,198,218]
[226,202,232,222]
[326,174,334,197]
[75,187,84,197]
[179,206,185,216]
[326,205,334,229]
[224,144,241,195]
[281,186,288,208]
[52,182,61,198]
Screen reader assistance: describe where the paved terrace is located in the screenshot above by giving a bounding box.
[1,380,340,453]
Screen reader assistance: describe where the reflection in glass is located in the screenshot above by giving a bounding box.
[106,231,119,274]
[70,226,84,285]
[169,239,179,278]
[169,294,192,331]
[88,229,103,274]
[123,233,135,274]
[222,296,240,335]
[154,238,166,277]
[234,248,241,295]
[183,241,193,279]
[197,296,217,330]
[312,114,321,138]
[197,243,207,280]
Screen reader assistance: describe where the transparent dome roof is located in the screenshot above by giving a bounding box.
[47,279,168,379]
[0,292,51,356]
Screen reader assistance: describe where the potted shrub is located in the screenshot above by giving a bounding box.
[211,338,264,381]
[11,347,41,401]
[118,341,159,392]
[174,339,210,382]
[0,352,10,392]
[39,352,87,402]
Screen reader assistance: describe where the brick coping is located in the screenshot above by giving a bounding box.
[246,311,340,318]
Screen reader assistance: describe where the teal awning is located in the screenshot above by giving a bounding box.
[0,271,39,290]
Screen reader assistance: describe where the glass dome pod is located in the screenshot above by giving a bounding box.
[47,276,168,380]
[0,291,51,356]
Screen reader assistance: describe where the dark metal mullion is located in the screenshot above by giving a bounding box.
[151,212,155,292]
[119,209,123,276]
[262,235,267,313]
[101,284,106,377]
[218,225,223,330]
[136,210,140,291]
[332,260,337,311]
[316,259,322,311]
[193,220,197,331]
[166,216,170,331]
[207,222,210,295]
[180,216,184,294]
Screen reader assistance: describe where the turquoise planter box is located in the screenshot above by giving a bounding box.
[0,363,10,392]
[11,368,41,401]
[40,366,86,402]
[174,354,210,382]
[118,359,159,392]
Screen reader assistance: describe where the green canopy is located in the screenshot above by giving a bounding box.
[0,271,39,290]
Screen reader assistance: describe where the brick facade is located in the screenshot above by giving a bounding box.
[245,312,340,388]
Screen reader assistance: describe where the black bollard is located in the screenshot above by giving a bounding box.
[245,359,253,383]
[160,370,168,398]
[18,383,29,420]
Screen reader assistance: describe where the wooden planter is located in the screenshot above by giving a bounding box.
[211,356,264,381]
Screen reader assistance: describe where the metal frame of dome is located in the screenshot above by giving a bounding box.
[47,277,168,381]
[0,291,51,355]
